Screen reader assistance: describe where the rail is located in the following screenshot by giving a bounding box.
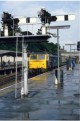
[0,73,21,85]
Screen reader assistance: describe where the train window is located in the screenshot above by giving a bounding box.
[30,55,37,59]
[38,54,45,59]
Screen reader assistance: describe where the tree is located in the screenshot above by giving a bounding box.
[2,12,20,36]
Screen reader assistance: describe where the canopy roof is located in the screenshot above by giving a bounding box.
[0,35,51,44]
[0,50,22,57]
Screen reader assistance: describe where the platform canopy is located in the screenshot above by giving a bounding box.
[0,35,51,44]
[0,50,22,57]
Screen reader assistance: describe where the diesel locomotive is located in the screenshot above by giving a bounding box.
[28,52,63,71]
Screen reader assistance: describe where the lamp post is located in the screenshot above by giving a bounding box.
[47,25,70,83]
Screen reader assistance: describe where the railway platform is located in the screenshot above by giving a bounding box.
[0,64,80,120]
[0,65,22,75]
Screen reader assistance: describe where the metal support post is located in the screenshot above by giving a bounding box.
[45,25,70,84]
[70,45,71,57]
[13,19,14,36]
[15,37,18,98]
[57,28,60,84]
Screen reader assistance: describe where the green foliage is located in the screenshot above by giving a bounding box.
[2,12,20,36]
[28,41,59,54]
[0,41,59,54]
[0,44,16,51]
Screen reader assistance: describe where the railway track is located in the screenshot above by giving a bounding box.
[0,64,66,87]
[0,70,44,86]
[0,73,21,86]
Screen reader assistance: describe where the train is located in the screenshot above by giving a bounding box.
[0,52,66,74]
[28,52,64,71]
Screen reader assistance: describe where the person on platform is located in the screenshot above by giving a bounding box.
[8,60,10,68]
[66,57,72,70]
[72,58,75,69]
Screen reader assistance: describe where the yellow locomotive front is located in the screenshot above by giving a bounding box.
[29,53,49,69]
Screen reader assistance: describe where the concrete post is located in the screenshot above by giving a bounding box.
[23,46,28,95]
[42,26,47,35]
[4,25,8,36]
[21,44,28,96]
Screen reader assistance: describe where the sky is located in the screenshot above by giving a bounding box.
[0,1,80,51]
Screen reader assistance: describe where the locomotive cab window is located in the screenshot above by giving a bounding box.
[38,54,45,59]
[30,55,37,59]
